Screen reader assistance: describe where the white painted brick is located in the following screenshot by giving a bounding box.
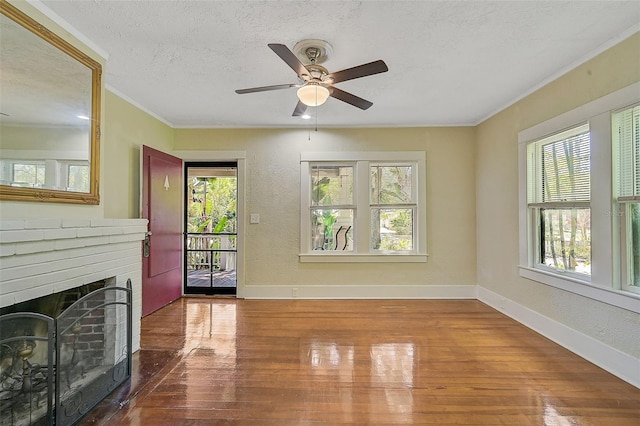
[12,285,56,307]
[54,238,87,251]
[0,243,16,257]
[90,219,115,227]
[109,233,145,244]
[0,293,16,308]
[0,220,25,231]
[83,236,112,247]
[25,219,63,229]
[102,226,124,236]
[0,229,44,243]
[44,228,78,240]
[123,225,148,235]
[15,240,56,255]
[0,263,47,281]
[77,227,105,238]
[62,219,92,228]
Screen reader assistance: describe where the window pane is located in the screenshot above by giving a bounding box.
[371,165,412,204]
[371,208,413,251]
[629,203,640,287]
[541,129,590,202]
[13,163,44,186]
[614,105,640,197]
[68,164,89,192]
[539,208,590,274]
[311,209,353,251]
[311,165,353,206]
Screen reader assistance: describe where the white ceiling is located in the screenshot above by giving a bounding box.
[37,0,640,128]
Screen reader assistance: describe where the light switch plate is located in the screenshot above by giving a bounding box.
[250,213,260,224]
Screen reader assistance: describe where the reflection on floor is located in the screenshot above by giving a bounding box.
[77,298,640,425]
[186,269,236,288]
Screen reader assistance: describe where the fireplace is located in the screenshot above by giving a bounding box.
[0,218,147,425]
[0,279,132,426]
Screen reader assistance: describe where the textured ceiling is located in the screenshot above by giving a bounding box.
[36,0,640,128]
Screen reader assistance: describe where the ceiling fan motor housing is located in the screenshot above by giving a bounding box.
[293,39,333,65]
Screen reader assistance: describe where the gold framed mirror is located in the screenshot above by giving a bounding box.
[0,0,101,204]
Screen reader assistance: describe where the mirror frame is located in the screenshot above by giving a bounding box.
[0,0,101,204]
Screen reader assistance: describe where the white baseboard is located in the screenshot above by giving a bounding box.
[477,286,639,388]
[243,284,477,300]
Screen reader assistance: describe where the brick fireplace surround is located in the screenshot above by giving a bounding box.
[0,218,148,351]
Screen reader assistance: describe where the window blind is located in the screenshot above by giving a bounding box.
[541,130,590,202]
[615,105,640,199]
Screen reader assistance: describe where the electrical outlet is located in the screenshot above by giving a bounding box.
[292,288,298,298]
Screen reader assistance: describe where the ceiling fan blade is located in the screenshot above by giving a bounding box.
[235,83,298,94]
[329,87,373,110]
[292,101,308,117]
[268,43,310,78]
[326,60,388,84]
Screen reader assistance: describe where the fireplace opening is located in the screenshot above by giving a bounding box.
[0,278,132,426]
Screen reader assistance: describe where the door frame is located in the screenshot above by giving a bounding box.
[174,151,246,298]
[184,161,238,296]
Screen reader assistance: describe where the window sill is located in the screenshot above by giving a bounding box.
[299,253,428,263]
[519,266,640,313]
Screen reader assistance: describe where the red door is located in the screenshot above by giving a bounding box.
[141,145,183,316]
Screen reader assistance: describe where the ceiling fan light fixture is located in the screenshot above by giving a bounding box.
[297,84,330,107]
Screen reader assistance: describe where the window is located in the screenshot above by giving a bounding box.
[526,124,591,277]
[0,159,90,191]
[300,152,426,262]
[518,82,640,312]
[370,164,415,252]
[613,104,640,294]
[12,162,45,187]
[310,164,354,251]
[65,163,90,192]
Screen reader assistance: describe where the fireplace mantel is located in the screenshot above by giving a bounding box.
[0,218,148,351]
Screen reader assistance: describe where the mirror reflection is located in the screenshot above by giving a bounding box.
[0,1,101,204]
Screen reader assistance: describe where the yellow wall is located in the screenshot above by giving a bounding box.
[102,92,174,218]
[175,127,477,288]
[475,33,640,357]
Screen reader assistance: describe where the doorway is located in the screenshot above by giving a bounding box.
[184,162,238,295]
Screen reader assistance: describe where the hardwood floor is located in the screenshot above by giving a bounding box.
[79,298,639,425]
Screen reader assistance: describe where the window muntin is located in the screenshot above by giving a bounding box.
[527,124,591,277]
[614,104,640,294]
[301,152,426,260]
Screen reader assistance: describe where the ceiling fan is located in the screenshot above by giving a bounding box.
[235,39,388,117]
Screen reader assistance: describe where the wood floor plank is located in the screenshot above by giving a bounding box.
[78,298,640,425]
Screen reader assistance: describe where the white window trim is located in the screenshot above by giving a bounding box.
[518,82,640,313]
[300,151,427,263]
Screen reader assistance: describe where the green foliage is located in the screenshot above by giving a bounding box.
[312,176,332,204]
[187,175,237,234]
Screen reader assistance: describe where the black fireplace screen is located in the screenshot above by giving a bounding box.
[0,280,132,426]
